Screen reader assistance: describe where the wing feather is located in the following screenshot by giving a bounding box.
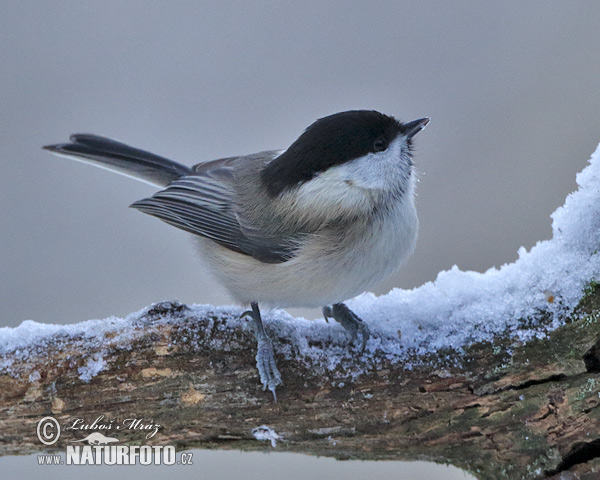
[130,156,300,263]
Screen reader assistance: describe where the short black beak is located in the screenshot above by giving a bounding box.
[403,117,430,139]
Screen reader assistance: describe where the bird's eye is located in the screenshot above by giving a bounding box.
[373,137,387,152]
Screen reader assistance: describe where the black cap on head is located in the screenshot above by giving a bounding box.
[261,110,406,197]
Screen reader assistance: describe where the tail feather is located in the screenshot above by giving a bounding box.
[43,134,192,187]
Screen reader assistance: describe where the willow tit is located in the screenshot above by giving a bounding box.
[44,110,429,399]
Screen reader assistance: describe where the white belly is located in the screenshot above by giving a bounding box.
[196,196,418,308]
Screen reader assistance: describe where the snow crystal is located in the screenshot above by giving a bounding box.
[251,425,282,447]
[78,355,107,382]
[0,316,130,355]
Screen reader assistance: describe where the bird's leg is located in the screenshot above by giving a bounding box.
[240,302,282,400]
[322,303,370,352]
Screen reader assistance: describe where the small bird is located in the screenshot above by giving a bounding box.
[44,110,429,399]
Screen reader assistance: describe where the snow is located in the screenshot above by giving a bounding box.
[78,355,107,382]
[0,314,141,379]
[251,425,282,447]
[1,143,600,380]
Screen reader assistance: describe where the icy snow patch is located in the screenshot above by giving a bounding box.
[251,425,282,447]
[78,354,107,382]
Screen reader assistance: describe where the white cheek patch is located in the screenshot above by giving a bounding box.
[328,137,408,191]
[279,137,412,220]
[292,166,374,215]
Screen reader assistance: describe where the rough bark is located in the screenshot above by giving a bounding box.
[1,285,600,480]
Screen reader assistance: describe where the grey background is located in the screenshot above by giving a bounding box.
[2,1,600,478]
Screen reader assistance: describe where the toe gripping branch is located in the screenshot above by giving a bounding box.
[240,303,282,401]
[239,302,369,401]
[322,303,371,352]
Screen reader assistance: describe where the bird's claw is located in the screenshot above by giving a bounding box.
[256,335,283,401]
[323,303,370,352]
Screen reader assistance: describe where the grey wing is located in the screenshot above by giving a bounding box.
[130,156,300,264]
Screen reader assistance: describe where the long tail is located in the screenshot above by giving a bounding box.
[43,134,192,187]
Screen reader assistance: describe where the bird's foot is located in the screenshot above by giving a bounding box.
[256,334,283,401]
[241,304,282,400]
[323,303,370,352]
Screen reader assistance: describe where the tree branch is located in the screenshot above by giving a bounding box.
[1,285,600,480]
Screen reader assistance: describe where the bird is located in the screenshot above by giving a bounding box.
[44,110,429,400]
